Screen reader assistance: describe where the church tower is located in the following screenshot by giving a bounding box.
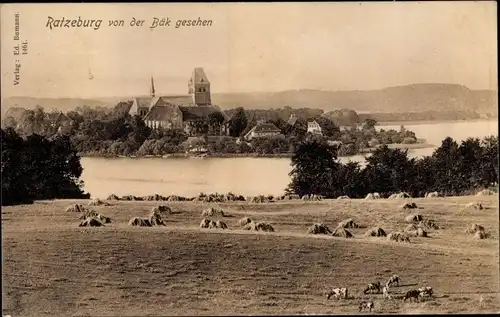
[188,67,211,106]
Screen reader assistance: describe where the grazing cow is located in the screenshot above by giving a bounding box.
[418,286,433,298]
[382,286,391,299]
[386,275,400,288]
[326,287,348,299]
[403,289,421,302]
[364,282,381,294]
[359,301,374,312]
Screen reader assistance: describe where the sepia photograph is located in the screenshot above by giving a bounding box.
[1,2,498,316]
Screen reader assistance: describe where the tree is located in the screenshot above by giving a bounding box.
[1,129,88,205]
[362,118,377,131]
[287,140,340,197]
[314,116,340,138]
[228,107,248,137]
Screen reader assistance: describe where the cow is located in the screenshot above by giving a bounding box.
[403,289,421,302]
[326,287,348,299]
[418,286,433,298]
[386,275,400,288]
[364,282,381,294]
[358,301,374,312]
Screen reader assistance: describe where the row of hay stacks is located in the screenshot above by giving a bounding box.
[103,187,495,203]
[107,194,188,202]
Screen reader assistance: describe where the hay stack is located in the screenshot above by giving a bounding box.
[152,205,171,217]
[337,218,359,229]
[106,194,120,200]
[251,195,270,203]
[404,224,418,232]
[201,207,225,217]
[88,198,110,206]
[387,232,411,243]
[473,231,488,239]
[401,202,418,210]
[121,195,142,201]
[79,209,112,224]
[465,202,484,210]
[243,221,275,232]
[365,193,381,200]
[143,194,166,201]
[425,191,440,198]
[476,189,495,196]
[200,218,228,229]
[465,224,485,234]
[332,227,354,238]
[79,218,104,227]
[302,194,323,201]
[128,217,152,227]
[364,227,387,237]
[65,204,86,213]
[405,214,423,223]
[200,218,211,228]
[237,217,252,226]
[282,194,300,200]
[308,223,332,235]
[388,192,411,199]
[419,219,440,230]
[337,195,350,200]
[168,195,181,201]
[407,227,428,237]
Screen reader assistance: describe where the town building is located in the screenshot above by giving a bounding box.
[244,121,283,140]
[123,68,229,136]
[307,120,323,135]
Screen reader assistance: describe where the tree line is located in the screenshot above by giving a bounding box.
[1,128,89,206]
[287,136,499,198]
[2,104,418,157]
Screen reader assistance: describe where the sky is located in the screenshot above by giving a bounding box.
[0,2,497,98]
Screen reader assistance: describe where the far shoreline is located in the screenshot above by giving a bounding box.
[377,117,498,127]
[78,142,437,159]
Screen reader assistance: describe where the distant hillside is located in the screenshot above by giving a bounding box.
[2,83,497,116]
[211,84,497,115]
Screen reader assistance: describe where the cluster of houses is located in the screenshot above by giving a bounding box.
[113,67,341,141]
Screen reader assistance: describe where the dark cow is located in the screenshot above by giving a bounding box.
[403,289,421,302]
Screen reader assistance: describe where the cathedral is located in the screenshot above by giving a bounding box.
[123,68,229,136]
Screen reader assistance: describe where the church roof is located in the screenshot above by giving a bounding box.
[133,97,152,108]
[143,105,172,122]
[190,67,210,84]
[150,95,194,107]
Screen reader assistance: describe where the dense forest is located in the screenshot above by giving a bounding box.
[1,128,89,206]
[287,136,499,198]
[2,105,418,157]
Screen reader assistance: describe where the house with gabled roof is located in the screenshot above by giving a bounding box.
[244,121,283,141]
[307,119,323,135]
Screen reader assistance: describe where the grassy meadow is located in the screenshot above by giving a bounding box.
[2,195,499,316]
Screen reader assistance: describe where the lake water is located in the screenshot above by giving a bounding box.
[81,119,498,198]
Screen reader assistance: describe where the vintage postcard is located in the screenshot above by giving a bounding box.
[1,2,498,316]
